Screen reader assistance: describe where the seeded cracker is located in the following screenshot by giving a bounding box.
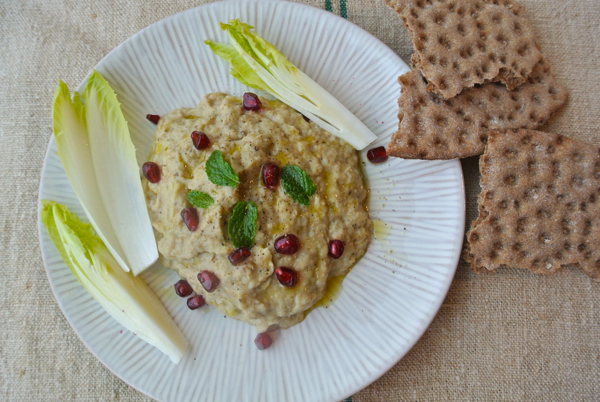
[387,58,567,160]
[465,129,600,281]
[385,0,543,99]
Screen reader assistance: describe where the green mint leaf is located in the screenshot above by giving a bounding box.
[187,190,214,208]
[228,201,258,249]
[280,165,316,206]
[206,150,239,187]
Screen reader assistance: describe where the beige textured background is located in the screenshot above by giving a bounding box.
[1,0,599,400]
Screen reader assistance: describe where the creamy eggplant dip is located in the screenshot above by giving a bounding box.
[142,92,371,346]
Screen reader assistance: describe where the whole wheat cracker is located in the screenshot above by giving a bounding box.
[465,129,600,281]
[387,58,567,160]
[385,0,543,99]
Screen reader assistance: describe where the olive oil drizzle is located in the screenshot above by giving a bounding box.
[310,275,345,310]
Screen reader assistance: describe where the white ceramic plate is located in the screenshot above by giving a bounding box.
[38,1,465,401]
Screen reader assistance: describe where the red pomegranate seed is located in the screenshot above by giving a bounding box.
[301,114,310,122]
[243,93,262,111]
[146,114,160,124]
[328,240,345,259]
[142,162,161,183]
[261,163,280,189]
[191,131,210,150]
[174,280,193,297]
[254,332,272,350]
[228,247,251,265]
[274,234,300,255]
[367,146,388,163]
[181,208,199,231]
[187,295,206,310]
[275,267,298,287]
[198,270,219,292]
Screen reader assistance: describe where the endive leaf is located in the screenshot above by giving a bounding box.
[205,20,377,150]
[41,200,188,363]
[52,71,158,275]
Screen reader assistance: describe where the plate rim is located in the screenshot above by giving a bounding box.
[37,1,466,400]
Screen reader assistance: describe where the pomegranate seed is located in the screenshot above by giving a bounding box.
[146,114,160,124]
[243,93,262,111]
[302,114,310,122]
[142,162,161,183]
[181,208,199,231]
[191,131,210,150]
[274,234,300,255]
[174,280,193,297]
[367,146,388,163]
[228,247,251,265]
[198,270,220,292]
[254,332,272,350]
[275,267,298,287]
[261,163,280,189]
[328,240,345,259]
[187,295,206,310]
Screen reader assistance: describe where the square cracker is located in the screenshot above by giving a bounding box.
[386,0,543,99]
[465,129,600,281]
[387,58,567,160]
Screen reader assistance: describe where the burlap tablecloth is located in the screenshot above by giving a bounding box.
[1,0,599,400]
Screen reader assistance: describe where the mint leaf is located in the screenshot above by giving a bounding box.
[187,190,214,208]
[228,201,258,249]
[280,165,316,206]
[206,150,239,187]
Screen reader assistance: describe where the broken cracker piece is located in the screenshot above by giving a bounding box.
[387,58,567,160]
[465,129,600,281]
[385,0,543,98]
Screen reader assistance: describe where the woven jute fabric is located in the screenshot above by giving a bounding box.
[1,0,599,400]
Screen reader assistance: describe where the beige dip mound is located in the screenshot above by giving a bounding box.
[143,93,371,332]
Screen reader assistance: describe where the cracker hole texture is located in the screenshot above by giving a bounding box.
[438,35,452,50]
